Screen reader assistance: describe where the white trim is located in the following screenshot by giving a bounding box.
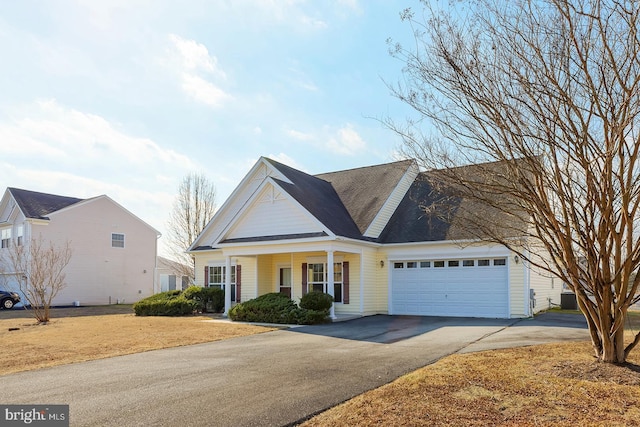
[359,249,364,315]
[215,177,335,246]
[188,157,293,250]
[363,161,418,238]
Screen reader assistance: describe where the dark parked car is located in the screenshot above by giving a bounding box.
[0,290,20,309]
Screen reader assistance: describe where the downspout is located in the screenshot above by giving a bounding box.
[359,249,364,315]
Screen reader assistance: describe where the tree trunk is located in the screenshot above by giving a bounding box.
[600,327,626,364]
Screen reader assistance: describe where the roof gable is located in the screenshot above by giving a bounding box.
[265,159,363,239]
[8,188,83,220]
[221,179,330,243]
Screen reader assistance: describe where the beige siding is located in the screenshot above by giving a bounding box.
[257,254,273,297]
[529,265,560,314]
[360,248,388,315]
[509,253,527,318]
[236,256,256,302]
[31,196,158,306]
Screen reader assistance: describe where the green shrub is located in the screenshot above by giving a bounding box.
[133,296,196,316]
[229,292,331,325]
[299,292,333,311]
[229,293,299,323]
[204,287,225,313]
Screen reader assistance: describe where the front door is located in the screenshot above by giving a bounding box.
[279,267,292,298]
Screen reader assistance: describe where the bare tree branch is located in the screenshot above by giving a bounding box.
[388,0,640,363]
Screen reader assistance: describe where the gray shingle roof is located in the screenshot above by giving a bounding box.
[316,159,415,234]
[9,188,84,220]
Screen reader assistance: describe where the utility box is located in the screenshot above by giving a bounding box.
[561,293,577,310]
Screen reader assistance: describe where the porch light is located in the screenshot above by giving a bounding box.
[380,260,385,268]
[514,255,520,264]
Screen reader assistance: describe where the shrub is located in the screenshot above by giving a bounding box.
[229,292,332,325]
[229,293,300,324]
[299,292,333,311]
[171,286,225,313]
[133,296,196,316]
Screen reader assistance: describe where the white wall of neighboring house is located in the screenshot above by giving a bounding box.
[1,195,159,306]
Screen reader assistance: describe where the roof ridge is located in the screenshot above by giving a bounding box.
[315,158,415,177]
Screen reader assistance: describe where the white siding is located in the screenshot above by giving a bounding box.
[191,161,291,247]
[227,184,322,240]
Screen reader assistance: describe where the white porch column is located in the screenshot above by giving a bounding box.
[224,255,232,316]
[327,250,336,319]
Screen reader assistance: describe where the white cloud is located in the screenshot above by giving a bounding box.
[166,34,231,107]
[286,129,314,141]
[169,34,226,78]
[326,124,366,155]
[0,99,201,252]
[181,73,232,107]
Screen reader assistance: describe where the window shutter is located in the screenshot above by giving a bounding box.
[236,265,242,303]
[302,263,308,296]
[204,266,209,288]
[343,261,350,304]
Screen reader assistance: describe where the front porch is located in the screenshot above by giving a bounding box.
[196,241,387,319]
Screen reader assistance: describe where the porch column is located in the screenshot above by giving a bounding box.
[224,255,232,316]
[327,250,336,319]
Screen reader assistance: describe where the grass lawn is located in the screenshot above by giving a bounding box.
[3,308,640,426]
[303,313,640,427]
[0,307,276,375]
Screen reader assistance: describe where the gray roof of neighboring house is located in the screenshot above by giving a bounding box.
[8,188,84,220]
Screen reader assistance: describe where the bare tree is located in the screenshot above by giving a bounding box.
[388,0,640,363]
[166,173,217,279]
[1,236,72,323]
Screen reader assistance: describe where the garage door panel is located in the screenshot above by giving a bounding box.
[391,261,508,318]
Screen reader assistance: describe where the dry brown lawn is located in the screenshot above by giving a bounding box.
[303,338,640,427]
[0,309,276,375]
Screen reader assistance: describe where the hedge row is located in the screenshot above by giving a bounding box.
[133,286,224,316]
[228,292,333,325]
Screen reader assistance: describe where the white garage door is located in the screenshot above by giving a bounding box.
[391,258,509,318]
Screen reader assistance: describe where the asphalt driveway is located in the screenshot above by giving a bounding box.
[0,313,588,426]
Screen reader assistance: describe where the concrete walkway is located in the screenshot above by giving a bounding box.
[0,313,588,426]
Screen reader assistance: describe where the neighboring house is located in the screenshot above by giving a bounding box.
[0,188,160,306]
[157,256,193,292]
[188,157,560,319]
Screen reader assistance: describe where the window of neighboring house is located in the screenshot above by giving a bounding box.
[16,225,23,246]
[111,233,125,248]
[307,262,343,303]
[208,265,237,301]
[1,228,11,249]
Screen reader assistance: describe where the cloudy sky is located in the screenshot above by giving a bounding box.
[0,0,418,255]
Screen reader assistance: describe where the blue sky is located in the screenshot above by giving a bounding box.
[0,0,418,255]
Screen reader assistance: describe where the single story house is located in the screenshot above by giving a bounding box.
[0,188,160,306]
[188,157,560,319]
[157,256,194,292]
